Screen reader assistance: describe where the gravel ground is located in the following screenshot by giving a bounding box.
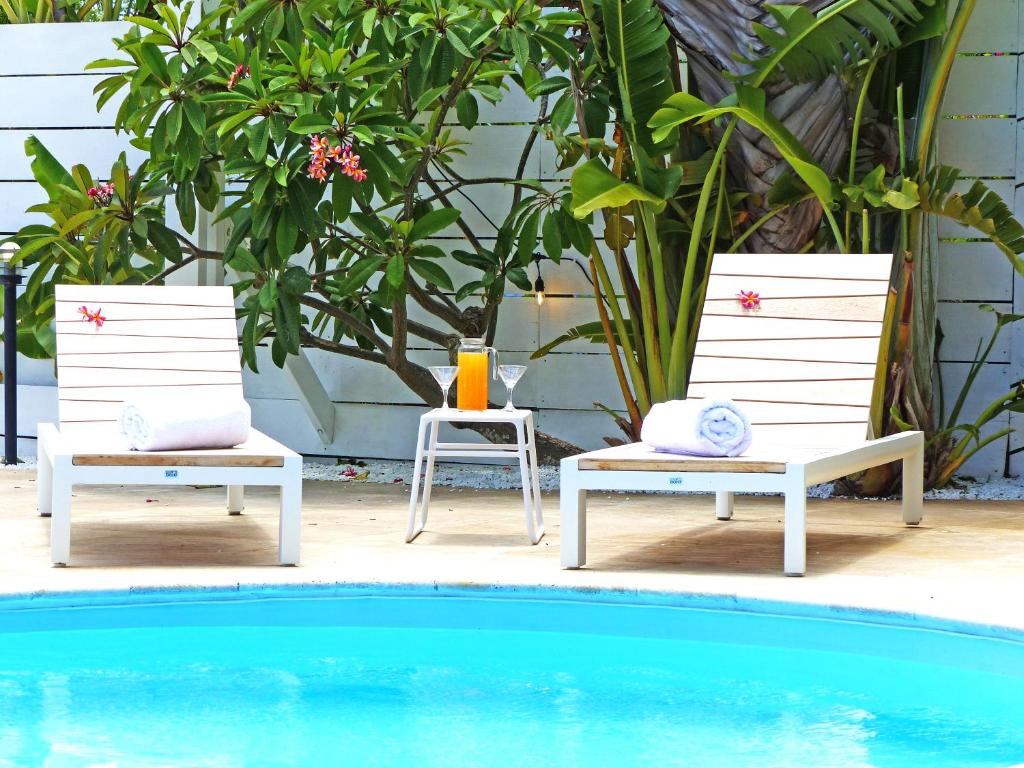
[5,454,1024,500]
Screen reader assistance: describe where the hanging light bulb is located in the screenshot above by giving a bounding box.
[533,274,545,306]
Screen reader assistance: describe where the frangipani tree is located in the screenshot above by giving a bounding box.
[12,0,591,459]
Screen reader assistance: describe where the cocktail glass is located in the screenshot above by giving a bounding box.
[497,364,527,412]
[429,366,458,410]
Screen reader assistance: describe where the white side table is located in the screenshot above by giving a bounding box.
[406,408,544,544]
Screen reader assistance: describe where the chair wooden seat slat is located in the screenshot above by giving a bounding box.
[37,285,302,566]
[559,253,924,576]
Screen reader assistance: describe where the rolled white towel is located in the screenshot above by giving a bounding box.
[640,399,752,458]
[119,394,251,452]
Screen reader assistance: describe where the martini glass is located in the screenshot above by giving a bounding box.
[428,366,458,411]
[497,364,527,412]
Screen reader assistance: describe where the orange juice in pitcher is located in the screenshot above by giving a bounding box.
[456,337,494,410]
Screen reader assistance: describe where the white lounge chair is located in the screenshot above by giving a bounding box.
[559,253,924,576]
[36,284,302,566]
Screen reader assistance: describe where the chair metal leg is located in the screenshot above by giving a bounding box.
[405,417,429,542]
[715,491,734,520]
[560,457,587,568]
[278,470,302,566]
[50,459,72,566]
[227,485,244,515]
[37,436,53,518]
[902,434,924,526]
[783,467,807,576]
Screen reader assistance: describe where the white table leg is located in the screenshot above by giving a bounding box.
[420,420,440,528]
[405,417,429,542]
[525,415,544,543]
[515,420,541,544]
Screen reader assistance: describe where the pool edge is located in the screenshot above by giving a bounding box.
[0,581,1021,645]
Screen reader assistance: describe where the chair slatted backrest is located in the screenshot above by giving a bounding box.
[53,285,242,432]
[689,253,893,448]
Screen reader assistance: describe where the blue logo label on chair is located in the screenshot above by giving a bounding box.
[165,470,178,478]
[668,477,683,486]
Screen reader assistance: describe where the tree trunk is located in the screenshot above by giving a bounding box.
[656,0,849,252]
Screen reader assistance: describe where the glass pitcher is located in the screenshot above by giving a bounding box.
[456,337,496,410]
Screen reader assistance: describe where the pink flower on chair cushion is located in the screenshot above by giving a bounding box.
[737,290,760,310]
[77,306,106,328]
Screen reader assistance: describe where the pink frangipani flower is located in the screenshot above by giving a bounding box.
[737,290,761,310]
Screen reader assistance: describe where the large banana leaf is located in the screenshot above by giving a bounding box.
[915,165,1024,270]
[649,86,835,206]
[570,158,669,216]
[742,0,941,85]
[600,0,676,152]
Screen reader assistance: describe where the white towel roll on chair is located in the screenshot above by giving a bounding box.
[119,394,252,451]
[640,399,753,458]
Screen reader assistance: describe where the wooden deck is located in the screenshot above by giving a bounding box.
[1,468,1023,630]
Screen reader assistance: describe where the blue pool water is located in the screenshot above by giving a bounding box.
[0,586,1022,768]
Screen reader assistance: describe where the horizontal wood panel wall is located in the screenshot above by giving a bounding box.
[0,11,1020,478]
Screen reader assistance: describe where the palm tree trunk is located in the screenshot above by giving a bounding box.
[656,0,849,252]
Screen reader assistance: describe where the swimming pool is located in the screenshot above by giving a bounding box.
[0,585,1021,767]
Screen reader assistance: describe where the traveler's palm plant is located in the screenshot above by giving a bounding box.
[537,0,1024,488]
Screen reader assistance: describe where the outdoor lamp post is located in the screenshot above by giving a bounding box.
[0,242,21,465]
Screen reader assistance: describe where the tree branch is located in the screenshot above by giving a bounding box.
[300,328,388,364]
[407,277,466,330]
[422,171,487,254]
[299,293,392,355]
[417,177,539,207]
[513,93,549,207]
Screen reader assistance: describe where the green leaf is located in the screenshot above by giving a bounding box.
[275,213,298,256]
[146,220,183,263]
[455,280,483,302]
[332,172,354,222]
[288,113,334,134]
[25,136,73,196]
[228,245,262,274]
[415,85,448,112]
[408,208,461,242]
[385,253,405,287]
[190,38,219,64]
[531,321,607,358]
[883,184,920,211]
[649,87,835,206]
[331,256,383,296]
[138,42,171,85]
[58,208,102,236]
[282,265,312,295]
[455,91,479,130]
[273,296,301,355]
[217,108,259,138]
[541,211,561,260]
[570,158,665,217]
[516,209,540,265]
[409,258,453,290]
[184,100,207,137]
[510,30,530,72]
[258,279,278,310]
[742,0,933,85]
[602,0,676,152]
